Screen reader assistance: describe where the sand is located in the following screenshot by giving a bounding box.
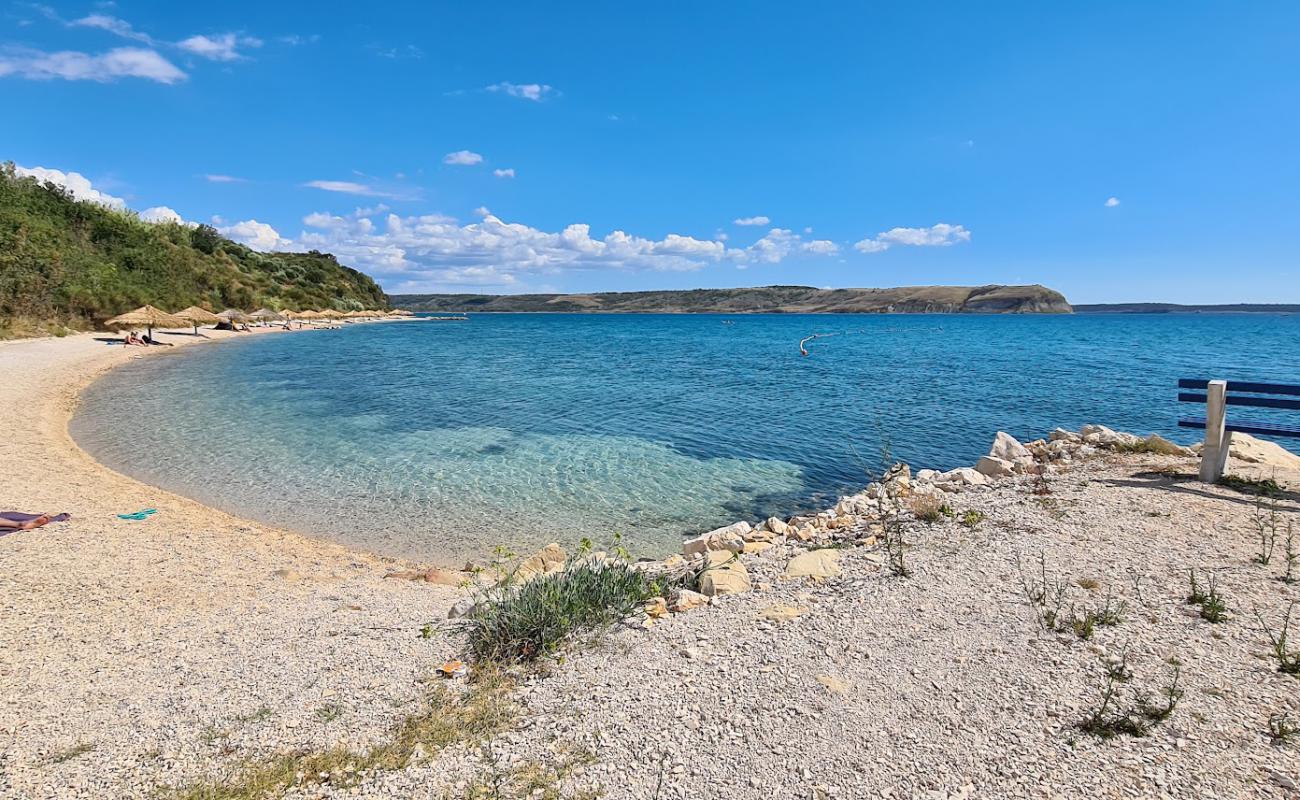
[0,328,461,799]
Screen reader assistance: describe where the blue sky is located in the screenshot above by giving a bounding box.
[3,2,1298,303]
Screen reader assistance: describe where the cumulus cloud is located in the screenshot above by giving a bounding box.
[853,223,971,254]
[493,168,516,179]
[486,82,555,101]
[177,33,261,61]
[13,164,126,207]
[0,46,186,83]
[734,215,770,227]
[140,205,184,224]
[443,150,484,166]
[217,219,289,251]
[1105,196,1120,207]
[280,208,843,291]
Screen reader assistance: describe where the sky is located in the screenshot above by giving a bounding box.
[3,2,1298,303]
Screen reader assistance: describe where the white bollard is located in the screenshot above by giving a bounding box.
[1199,380,1228,483]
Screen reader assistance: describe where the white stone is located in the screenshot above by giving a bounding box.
[975,456,1015,478]
[988,431,1032,463]
[937,467,989,487]
[915,469,938,482]
[682,522,751,556]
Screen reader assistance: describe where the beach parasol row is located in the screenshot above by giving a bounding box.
[103,305,393,335]
[103,305,190,338]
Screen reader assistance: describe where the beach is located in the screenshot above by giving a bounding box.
[2,328,1299,798]
[0,328,463,798]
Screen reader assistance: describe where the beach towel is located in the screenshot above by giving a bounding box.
[0,512,71,537]
[117,508,158,520]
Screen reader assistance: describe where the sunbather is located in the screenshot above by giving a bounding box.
[0,512,70,531]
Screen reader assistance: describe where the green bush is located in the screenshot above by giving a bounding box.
[465,561,676,664]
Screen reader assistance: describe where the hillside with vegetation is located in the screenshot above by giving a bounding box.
[392,284,1073,314]
[0,163,388,338]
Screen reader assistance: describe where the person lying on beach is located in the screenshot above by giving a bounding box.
[124,331,147,346]
[0,512,70,532]
[142,333,174,346]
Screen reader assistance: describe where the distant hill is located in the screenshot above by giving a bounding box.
[391,284,1072,314]
[1074,303,1300,313]
[0,163,388,338]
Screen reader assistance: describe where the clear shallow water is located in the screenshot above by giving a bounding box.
[72,314,1300,563]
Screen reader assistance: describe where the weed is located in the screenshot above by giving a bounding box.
[1077,577,1100,591]
[1252,500,1284,565]
[1079,663,1182,739]
[880,502,910,578]
[1018,554,1124,638]
[1186,568,1229,622]
[1282,524,1297,584]
[960,510,985,528]
[315,704,343,723]
[420,623,434,639]
[1255,601,1300,675]
[1269,713,1298,746]
[231,707,273,725]
[46,743,95,764]
[1218,474,1284,498]
[910,494,945,523]
[1186,568,1208,605]
[464,560,678,664]
[459,743,599,799]
[1032,468,1053,496]
[1105,646,1133,683]
[171,671,515,800]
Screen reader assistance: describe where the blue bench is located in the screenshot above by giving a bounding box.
[1177,379,1300,481]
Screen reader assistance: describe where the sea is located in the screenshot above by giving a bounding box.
[71,313,1300,563]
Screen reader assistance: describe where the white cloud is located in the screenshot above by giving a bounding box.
[473,206,491,217]
[486,82,555,101]
[492,168,516,179]
[0,46,186,83]
[443,150,484,166]
[1105,196,1120,207]
[217,219,289,251]
[177,33,260,61]
[71,14,152,43]
[734,215,770,227]
[853,223,971,254]
[140,205,183,224]
[303,180,403,199]
[13,164,126,208]
[204,173,246,183]
[802,239,840,255]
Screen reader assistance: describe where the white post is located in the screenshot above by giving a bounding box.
[1199,380,1228,483]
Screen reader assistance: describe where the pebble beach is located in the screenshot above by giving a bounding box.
[2,329,1299,799]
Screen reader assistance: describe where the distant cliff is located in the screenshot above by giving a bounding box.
[391,285,1073,314]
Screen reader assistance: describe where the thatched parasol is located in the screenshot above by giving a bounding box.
[296,310,322,321]
[250,308,284,321]
[318,309,345,319]
[104,305,188,339]
[173,305,220,335]
[217,309,251,322]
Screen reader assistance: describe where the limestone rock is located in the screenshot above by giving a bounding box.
[784,549,842,581]
[699,550,751,596]
[668,589,712,612]
[1228,432,1300,469]
[989,431,1032,462]
[447,596,478,619]
[764,517,791,536]
[975,456,1015,478]
[515,543,566,582]
[743,540,774,555]
[1050,427,1081,443]
[915,468,939,482]
[936,467,989,487]
[816,675,850,695]
[760,604,808,622]
[682,522,750,556]
[1139,433,1192,456]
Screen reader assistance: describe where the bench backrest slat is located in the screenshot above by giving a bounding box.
[1178,392,1300,410]
[1178,378,1300,396]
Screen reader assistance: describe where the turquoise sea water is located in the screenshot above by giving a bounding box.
[72,313,1300,563]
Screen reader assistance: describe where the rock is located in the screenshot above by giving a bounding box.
[1138,433,1192,456]
[682,522,750,556]
[784,549,842,581]
[915,469,939,482]
[760,604,808,622]
[668,589,711,612]
[272,568,302,582]
[743,540,774,555]
[975,456,1015,478]
[988,431,1032,463]
[764,517,791,536]
[1227,432,1300,469]
[816,675,849,695]
[699,550,751,596]
[644,596,669,619]
[424,568,465,586]
[936,467,989,487]
[1050,427,1081,443]
[514,543,567,583]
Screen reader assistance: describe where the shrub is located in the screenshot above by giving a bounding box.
[465,561,677,664]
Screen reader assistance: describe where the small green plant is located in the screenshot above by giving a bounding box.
[315,704,343,723]
[46,743,95,764]
[1104,646,1133,683]
[1269,712,1298,746]
[420,623,434,639]
[1282,523,1297,584]
[464,560,678,664]
[1255,601,1300,675]
[1018,552,1067,632]
[1218,474,1284,498]
[1079,663,1182,739]
[1186,568,1228,622]
[1252,500,1283,565]
[960,510,985,528]
[881,502,910,578]
[1031,468,1052,496]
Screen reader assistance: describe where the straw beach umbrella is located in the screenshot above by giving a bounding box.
[173,305,220,334]
[250,308,284,321]
[104,305,188,340]
[217,309,251,322]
